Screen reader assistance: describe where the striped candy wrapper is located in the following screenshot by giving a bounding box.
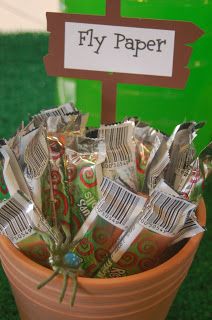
[71,178,147,277]
[134,122,164,192]
[0,191,57,266]
[95,188,199,278]
[63,137,106,239]
[98,121,138,192]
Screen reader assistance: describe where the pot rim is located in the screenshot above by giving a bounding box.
[0,199,206,286]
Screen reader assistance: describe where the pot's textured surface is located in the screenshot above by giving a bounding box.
[0,200,206,320]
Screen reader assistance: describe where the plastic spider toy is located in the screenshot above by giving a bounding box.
[36,228,83,307]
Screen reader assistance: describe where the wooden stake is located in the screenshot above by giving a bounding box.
[106,0,121,20]
[101,78,117,124]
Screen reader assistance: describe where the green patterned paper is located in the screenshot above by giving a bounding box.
[41,139,71,235]
[65,153,102,239]
[73,216,122,277]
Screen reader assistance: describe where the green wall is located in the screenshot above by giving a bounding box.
[58,0,212,152]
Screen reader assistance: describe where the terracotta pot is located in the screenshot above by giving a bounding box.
[0,199,206,320]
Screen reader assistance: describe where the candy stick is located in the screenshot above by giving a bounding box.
[96,188,196,278]
[72,177,147,277]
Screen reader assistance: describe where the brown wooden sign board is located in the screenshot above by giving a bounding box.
[44,0,203,124]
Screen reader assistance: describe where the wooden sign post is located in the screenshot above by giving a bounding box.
[44,0,203,124]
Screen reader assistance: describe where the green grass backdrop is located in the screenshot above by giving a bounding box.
[0,33,211,320]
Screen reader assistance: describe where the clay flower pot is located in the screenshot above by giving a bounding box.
[0,199,206,320]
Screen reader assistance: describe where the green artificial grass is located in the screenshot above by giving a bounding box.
[0,33,211,320]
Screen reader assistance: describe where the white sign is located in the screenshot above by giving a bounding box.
[64,22,175,77]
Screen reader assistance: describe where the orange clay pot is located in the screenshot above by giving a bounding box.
[0,199,206,320]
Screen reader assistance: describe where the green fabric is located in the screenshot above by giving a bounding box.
[0,33,211,320]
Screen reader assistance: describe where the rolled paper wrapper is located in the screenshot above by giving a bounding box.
[64,137,106,238]
[95,187,197,278]
[143,122,202,195]
[0,191,56,266]
[134,123,163,191]
[98,121,138,192]
[43,110,88,233]
[41,136,71,233]
[165,122,204,188]
[72,177,147,277]
[23,110,88,234]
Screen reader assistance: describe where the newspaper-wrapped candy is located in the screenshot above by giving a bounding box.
[98,121,138,191]
[63,137,106,238]
[0,191,58,266]
[134,123,163,191]
[72,177,147,277]
[95,188,197,278]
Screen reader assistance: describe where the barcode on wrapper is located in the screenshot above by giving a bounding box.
[173,217,204,244]
[0,192,35,243]
[24,127,49,178]
[148,152,169,190]
[139,190,196,236]
[98,122,134,168]
[98,177,146,230]
[33,103,77,125]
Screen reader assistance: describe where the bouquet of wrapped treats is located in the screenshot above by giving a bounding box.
[0,102,211,306]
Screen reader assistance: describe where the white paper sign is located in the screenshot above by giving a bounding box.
[64,22,175,77]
